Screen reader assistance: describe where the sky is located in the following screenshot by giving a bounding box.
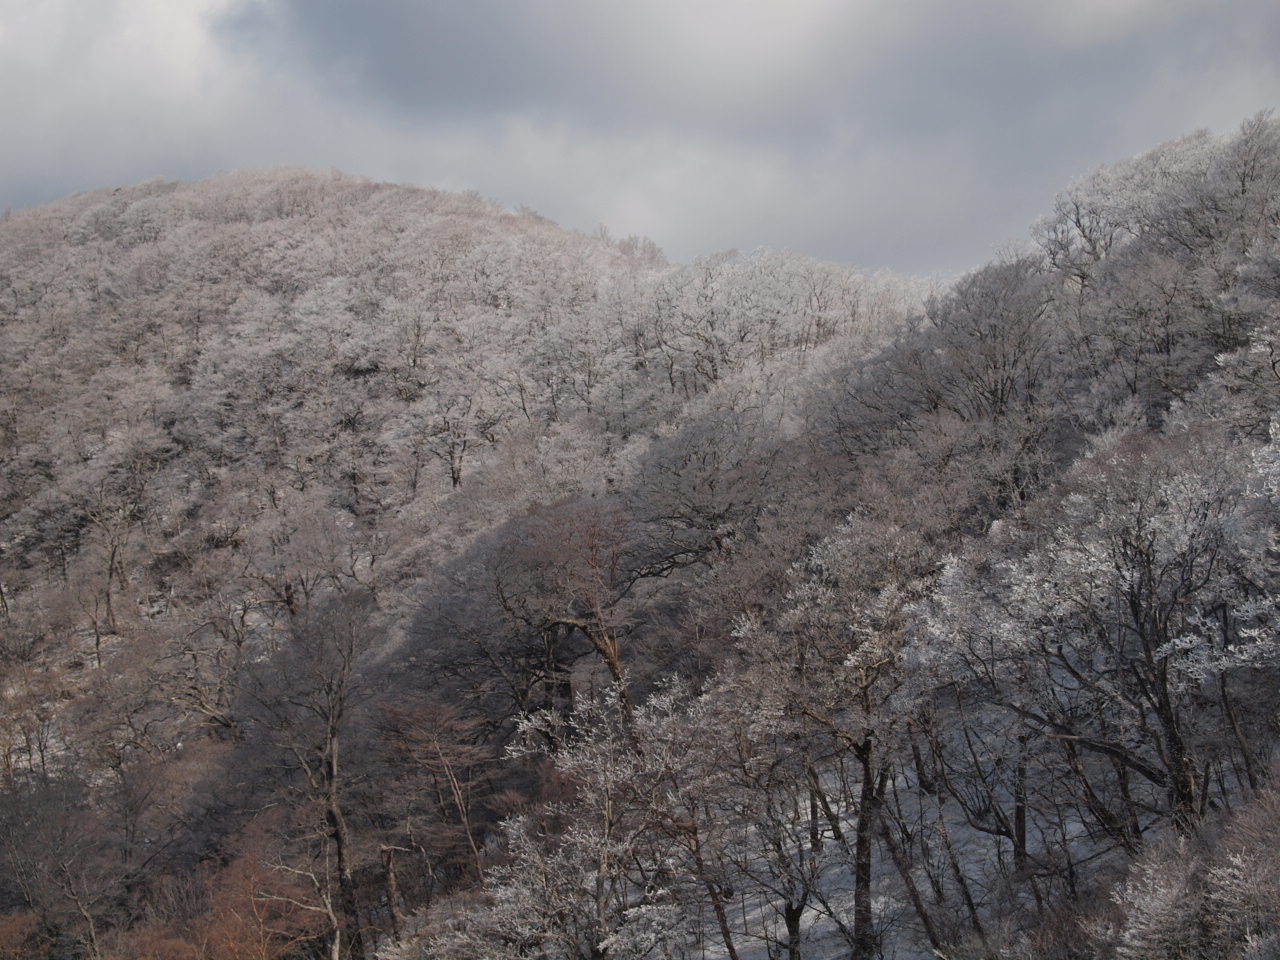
[2,1,1278,276]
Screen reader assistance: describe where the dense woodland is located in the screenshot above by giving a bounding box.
[2,112,1280,960]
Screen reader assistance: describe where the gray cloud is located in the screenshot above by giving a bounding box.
[3,0,1279,275]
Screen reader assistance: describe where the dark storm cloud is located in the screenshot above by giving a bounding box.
[222,2,567,122]
[4,1,1280,275]
[217,0,851,145]
[222,0,1278,144]
[209,0,1280,272]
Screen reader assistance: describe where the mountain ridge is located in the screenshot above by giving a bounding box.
[2,114,1280,960]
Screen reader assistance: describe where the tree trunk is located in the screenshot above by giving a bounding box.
[686,820,741,960]
[878,810,943,954]
[1014,736,1028,870]
[782,899,804,960]
[381,846,403,942]
[851,746,885,960]
[326,731,365,960]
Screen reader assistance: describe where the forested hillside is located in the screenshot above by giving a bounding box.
[2,113,1280,960]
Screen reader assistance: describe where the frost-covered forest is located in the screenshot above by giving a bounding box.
[3,112,1280,960]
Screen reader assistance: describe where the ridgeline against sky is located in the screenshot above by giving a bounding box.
[2,0,1279,274]
[2,111,1280,959]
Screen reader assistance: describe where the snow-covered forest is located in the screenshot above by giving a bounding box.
[3,112,1280,960]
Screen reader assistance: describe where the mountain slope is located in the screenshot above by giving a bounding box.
[1,114,1279,960]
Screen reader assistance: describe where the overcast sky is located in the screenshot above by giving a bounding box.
[2,0,1278,275]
